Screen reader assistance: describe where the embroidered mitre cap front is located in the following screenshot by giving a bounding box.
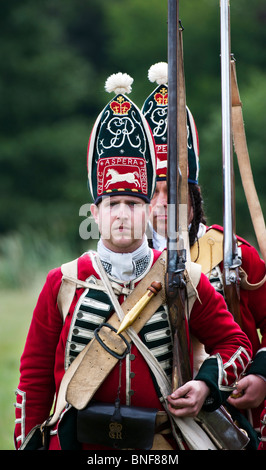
[87,72,157,204]
[142,62,200,184]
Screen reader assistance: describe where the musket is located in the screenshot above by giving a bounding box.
[166,0,191,391]
[163,1,249,450]
[220,0,242,327]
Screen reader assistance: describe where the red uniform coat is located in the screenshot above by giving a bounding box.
[207,225,266,431]
[14,249,252,450]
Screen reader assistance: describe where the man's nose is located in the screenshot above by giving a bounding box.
[117,203,130,218]
[157,192,167,206]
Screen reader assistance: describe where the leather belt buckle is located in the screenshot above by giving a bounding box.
[94,322,130,360]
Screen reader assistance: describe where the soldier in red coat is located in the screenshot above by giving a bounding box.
[15,73,252,451]
[143,62,266,449]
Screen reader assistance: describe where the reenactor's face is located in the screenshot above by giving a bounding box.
[150,181,194,238]
[91,195,151,253]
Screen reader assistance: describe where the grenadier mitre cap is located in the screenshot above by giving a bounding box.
[142,62,200,184]
[87,72,157,204]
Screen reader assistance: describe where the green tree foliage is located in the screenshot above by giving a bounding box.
[0,0,265,273]
[0,0,108,250]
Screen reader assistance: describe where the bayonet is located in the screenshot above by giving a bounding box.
[220,0,242,325]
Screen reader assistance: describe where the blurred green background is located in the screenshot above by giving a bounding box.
[0,0,265,449]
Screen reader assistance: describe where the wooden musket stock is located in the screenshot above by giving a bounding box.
[166,0,191,392]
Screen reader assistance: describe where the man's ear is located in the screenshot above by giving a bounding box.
[90,203,99,224]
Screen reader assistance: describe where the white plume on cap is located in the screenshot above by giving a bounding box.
[148,62,168,85]
[105,72,134,95]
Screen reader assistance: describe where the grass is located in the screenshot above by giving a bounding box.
[0,286,42,450]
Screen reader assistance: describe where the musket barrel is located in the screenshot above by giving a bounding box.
[220,1,242,326]
[167,0,179,258]
[220,0,235,283]
[166,0,191,390]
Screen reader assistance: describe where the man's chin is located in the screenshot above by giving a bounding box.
[110,234,145,252]
[156,224,167,239]
[111,236,134,248]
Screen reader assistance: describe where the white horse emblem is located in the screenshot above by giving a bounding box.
[105,169,140,188]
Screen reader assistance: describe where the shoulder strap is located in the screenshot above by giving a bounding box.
[57,258,79,322]
[186,261,202,314]
[57,252,133,323]
[240,267,266,291]
[231,59,266,264]
[48,251,167,424]
[57,253,202,324]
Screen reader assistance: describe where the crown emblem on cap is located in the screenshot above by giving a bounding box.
[110,95,131,115]
[154,87,168,106]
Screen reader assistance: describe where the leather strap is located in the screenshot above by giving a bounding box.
[65,254,216,451]
[58,265,132,323]
[50,251,202,423]
[66,251,168,410]
[57,258,79,322]
[240,267,266,291]
[231,59,266,264]
[48,251,167,425]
